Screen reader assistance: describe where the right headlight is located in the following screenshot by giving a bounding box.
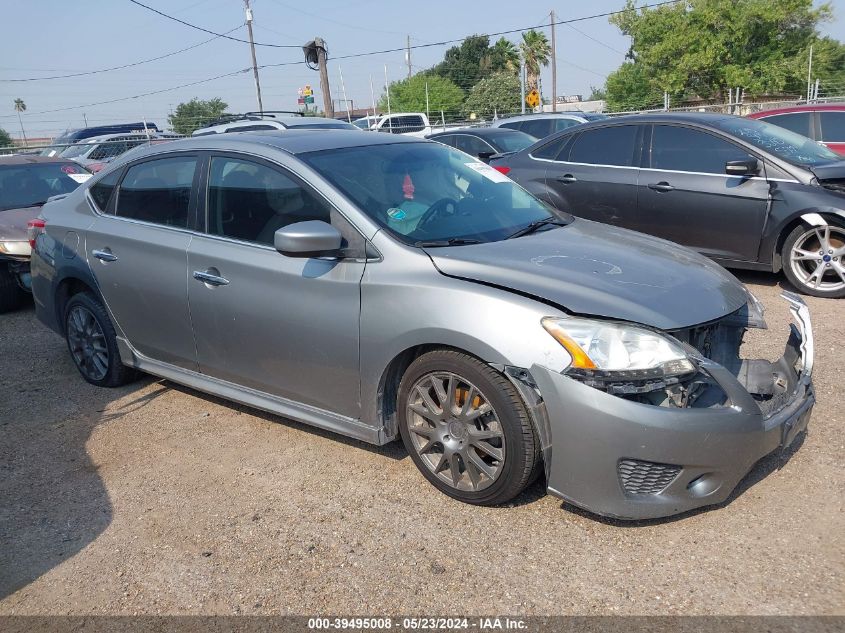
[541,316,696,379]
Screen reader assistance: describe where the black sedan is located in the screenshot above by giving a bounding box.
[493,112,845,298]
[427,127,536,163]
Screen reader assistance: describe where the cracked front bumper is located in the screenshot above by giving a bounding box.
[530,292,815,521]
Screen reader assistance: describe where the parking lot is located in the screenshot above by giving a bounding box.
[0,270,842,616]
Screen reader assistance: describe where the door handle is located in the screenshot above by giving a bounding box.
[193,270,229,287]
[92,249,118,262]
[557,174,577,184]
[648,182,674,192]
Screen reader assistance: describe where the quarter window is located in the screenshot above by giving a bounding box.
[531,137,568,160]
[760,113,812,137]
[820,112,845,142]
[206,156,333,246]
[116,156,196,227]
[650,125,754,174]
[89,169,122,213]
[569,125,637,167]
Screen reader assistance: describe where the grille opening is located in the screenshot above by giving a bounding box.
[618,459,682,495]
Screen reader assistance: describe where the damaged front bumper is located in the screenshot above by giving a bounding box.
[529,292,815,521]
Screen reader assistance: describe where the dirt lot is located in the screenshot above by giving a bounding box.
[0,271,842,616]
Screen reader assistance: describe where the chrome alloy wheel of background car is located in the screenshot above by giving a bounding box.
[789,224,845,292]
[405,372,506,492]
[67,305,109,382]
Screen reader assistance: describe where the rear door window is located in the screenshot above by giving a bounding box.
[650,125,754,174]
[520,119,553,139]
[116,156,197,227]
[761,112,812,138]
[455,135,495,156]
[820,112,845,142]
[553,118,581,133]
[569,125,638,167]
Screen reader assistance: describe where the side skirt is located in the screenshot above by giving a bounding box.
[117,338,387,446]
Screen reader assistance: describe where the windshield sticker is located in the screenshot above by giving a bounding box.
[387,207,407,220]
[67,173,93,184]
[464,162,511,183]
[61,164,79,174]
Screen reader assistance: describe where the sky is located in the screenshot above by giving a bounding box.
[2,0,845,138]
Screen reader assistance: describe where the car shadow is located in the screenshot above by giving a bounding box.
[730,268,795,292]
[0,309,161,601]
[558,430,807,527]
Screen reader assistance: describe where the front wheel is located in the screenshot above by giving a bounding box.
[782,221,845,298]
[397,350,540,506]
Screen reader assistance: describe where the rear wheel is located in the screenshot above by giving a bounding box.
[397,350,540,506]
[0,263,25,313]
[64,292,136,387]
[782,221,845,298]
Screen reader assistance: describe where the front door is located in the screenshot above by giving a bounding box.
[85,154,199,370]
[543,124,641,229]
[186,154,366,418]
[637,124,769,262]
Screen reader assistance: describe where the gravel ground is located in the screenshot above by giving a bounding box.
[0,270,842,616]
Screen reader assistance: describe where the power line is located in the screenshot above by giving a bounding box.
[0,26,244,82]
[126,0,300,48]
[564,23,628,56]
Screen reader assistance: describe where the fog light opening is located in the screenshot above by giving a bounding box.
[686,473,722,498]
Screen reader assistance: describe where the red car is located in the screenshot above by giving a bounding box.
[747,104,845,155]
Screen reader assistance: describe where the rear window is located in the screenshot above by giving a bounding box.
[0,162,91,211]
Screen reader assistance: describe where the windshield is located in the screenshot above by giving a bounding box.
[0,162,90,211]
[302,142,562,245]
[491,131,537,153]
[712,117,840,166]
[60,141,94,159]
[353,118,374,129]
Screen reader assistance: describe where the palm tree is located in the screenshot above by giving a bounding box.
[520,30,551,97]
[487,37,520,74]
[14,98,27,147]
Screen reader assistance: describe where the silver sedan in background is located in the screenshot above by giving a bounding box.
[30,131,814,520]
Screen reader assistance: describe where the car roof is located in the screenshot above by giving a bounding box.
[496,113,594,124]
[748,104,845,117]
[429,127,529,139]
[0,155,80,166]
[119,128,424,161]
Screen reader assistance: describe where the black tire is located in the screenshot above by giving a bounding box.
[64,291,136,387]
[397,349,540,506]
[781,220,845,298]
[0,263,25,313]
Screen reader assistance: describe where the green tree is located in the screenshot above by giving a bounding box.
[605,0,845,109]
[604,62,664,111]
[461,71,522,118]
[0,127,13,155]
[433,35,492,89]
[486,37,520,74]
[379,73,464,115]
[168,97,229,135]
[520,30,551,96]
[587,85,607,101]
[14,98,27,146]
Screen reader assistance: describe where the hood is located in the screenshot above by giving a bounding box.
[425,219,748,330]
[0,206,40,242]
[809,161,845,182]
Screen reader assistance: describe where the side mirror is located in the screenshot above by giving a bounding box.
[274,220,343,258]
[725,158,760,177]
[477,151,495,163]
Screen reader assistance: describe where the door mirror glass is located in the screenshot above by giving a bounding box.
[274,220,343,257]
[725,158,760,176]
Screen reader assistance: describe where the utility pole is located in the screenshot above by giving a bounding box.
[550,10,557,112]
[406,35,412,80]
[520,56,526,114]
[244,0,263,113]
[315,38,333,117]
[806,44,814,102]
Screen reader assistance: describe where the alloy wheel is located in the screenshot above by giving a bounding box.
[405,371,505,492]
[67,305,109,382]
[789,224,845,292]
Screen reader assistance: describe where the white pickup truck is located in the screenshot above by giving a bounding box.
[355,113,433,138]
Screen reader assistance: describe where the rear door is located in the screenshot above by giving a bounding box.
[84,153,199,369]
[186,153,366,418]
[636,124,769,262]
[542,124,641,229]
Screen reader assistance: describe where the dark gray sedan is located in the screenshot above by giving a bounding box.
[30,131,814,520]
[493,113,845,298]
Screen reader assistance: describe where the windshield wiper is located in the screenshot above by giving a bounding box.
[414,238,482,247]
[505,216,567,240]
